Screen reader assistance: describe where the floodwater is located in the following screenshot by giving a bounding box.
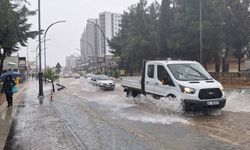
[4,78,250,150]
[59,78,250,149]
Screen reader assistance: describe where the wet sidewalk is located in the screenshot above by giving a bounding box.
[0,82,28,150]
[0,80,83,150]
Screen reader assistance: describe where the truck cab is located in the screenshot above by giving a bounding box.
[122,60,226,111]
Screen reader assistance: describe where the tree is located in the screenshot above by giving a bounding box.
[0,0,37,73]
[44,68,58,92]
[226,0,250,71]
[202,0,225,72]
[110,0,250,73]
[158,0,175,58]
[170,0,201,61]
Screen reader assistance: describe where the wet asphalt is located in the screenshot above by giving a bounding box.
[2,78,250,150]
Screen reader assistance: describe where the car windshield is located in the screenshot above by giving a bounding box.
[95,75,109,80]
[167,63,212,81]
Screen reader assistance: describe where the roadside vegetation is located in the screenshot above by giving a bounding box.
[108,0,250,74]
[0,0,38,73]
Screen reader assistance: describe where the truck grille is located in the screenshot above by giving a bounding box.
[198,88,222,100]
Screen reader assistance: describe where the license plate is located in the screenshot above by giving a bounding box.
[207,101,220,106]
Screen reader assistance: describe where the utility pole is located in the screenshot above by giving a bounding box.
[38,0,44,98]
[27,46,29,78]
[199,0,203,65]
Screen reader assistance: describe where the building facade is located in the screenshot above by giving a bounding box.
[65,55,79,72]
[79,11,122,72]
[80,12,122,59]
[99,12,122,55]
[80,19,100,60]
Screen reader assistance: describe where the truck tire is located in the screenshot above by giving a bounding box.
[166,94,176,98]
[126,89,139,98]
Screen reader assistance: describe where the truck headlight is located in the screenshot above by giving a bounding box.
[180,85,196,94]
[219,85,224,92]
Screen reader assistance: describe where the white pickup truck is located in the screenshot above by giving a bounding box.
[121,60,226,111]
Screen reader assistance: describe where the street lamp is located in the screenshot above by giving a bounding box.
[80,40,94,59]
[38,0,44,98]
[43,20,66,77]
[199,0,203,64]
[32,39,51,75]
[87,20,106,74]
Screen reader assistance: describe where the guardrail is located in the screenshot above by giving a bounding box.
[210,72,250,85]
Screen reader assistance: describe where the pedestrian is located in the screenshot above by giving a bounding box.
[1,75,16,107]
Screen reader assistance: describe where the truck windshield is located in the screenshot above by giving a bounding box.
[167,63,212,81]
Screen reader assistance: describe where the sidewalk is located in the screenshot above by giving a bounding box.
[0,79,83,150]
[0,82,28,150]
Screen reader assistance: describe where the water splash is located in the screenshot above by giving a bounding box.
[223,89,250,113]
[119,112,190,125]
[126,95,184,113]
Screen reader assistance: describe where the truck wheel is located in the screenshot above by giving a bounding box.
[166,94,176,98]
[126,89,133,97]
[126,89,139,98]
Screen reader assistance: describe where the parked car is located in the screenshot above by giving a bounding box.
[90,75,115,90]
[121,60,226,111]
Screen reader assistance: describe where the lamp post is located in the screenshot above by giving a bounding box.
[33,39,50,76]
[26,46,29,78]
[80,40,94,59]
[43,20,66,81]
[87,20,106,74]
[199,0,203,64]
[38,0,44,98]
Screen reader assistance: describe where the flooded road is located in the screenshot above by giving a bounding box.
[4,78,250,150]
[56,78,250,149]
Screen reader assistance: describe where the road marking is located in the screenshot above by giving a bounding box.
[209,134,239,145]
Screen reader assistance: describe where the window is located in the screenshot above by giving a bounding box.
[147,65,154,78]
[157,65,174,86]
[167,63,212,81]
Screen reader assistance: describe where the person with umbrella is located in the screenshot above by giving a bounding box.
[1,75,16,107]
[0,71,21,81]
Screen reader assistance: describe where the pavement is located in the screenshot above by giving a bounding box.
[0,82,27,150]
[0,79,84,150]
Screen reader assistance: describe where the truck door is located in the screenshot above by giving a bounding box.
[154,65,176,97]
[145,64,156,94]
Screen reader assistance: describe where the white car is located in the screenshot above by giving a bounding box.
[90,75,115,90]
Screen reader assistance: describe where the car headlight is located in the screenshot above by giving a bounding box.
[219,85,224,92]
[179,85,196,94]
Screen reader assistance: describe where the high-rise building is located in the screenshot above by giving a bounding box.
[99,12,122,55]
[80,19,100,60]
[65,55,79,71]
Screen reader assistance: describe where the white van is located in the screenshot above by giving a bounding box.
[121,60,226,111]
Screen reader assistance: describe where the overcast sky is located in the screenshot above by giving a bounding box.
[18,0,159,67]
